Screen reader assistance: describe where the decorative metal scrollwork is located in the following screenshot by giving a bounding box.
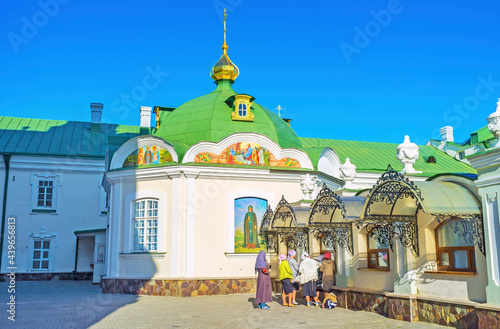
[308,184,353,255]
[309,224,354,255]
[357,217,419,256]
[355,166,421,256]
[260,204,273,230]
[309,183,346,221]
[273,195,297,226]
[365,223,392,249]
[259,205,276,252]
[434,214,485,256]
[365,165,424,217]
[277,228,308,252]
[260,233,277,252]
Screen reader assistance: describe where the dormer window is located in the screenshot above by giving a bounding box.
[238,103,247,117]
[231,94,254,122]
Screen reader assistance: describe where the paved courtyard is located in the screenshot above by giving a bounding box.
[0,281,447,329]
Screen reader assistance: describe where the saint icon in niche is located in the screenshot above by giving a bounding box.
[144,146,152,164]
[234,197,266,253]
[243,205,260,249]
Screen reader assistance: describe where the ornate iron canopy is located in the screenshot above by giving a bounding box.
[309,183,346,221]
[272,195,297,228]
[364,165,424,218]
[434,214,485,256]
[359,165,421,256]
[259,205,277,252]
[271,195,309,252]
[309,184,353,255]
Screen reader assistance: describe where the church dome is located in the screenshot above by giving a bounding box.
[154,80,303,150]
[154,11,302,152]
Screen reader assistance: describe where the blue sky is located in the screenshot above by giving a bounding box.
[1,0,500,144]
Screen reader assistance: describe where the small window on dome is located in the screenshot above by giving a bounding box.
[238,103,247,117]
[231,94,254,122]
[426,156,436,163]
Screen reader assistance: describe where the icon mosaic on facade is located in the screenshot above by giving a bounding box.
[122,145,173,167]
[194,142,300,167]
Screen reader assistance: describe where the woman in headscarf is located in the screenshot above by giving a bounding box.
[320,252,336,292]
[255,250,272,310]
[287,250,299,305]
[298,252,321,307]
[278,253,295,307]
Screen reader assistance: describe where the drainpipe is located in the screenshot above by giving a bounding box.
[0,154,12,273]
[73,237,79,280]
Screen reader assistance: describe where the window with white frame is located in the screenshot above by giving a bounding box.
[31,173,60,212]
[37,180,54,207]
[32,240,50,270]
[133,199,158,251]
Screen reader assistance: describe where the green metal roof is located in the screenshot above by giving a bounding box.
[153,80,302,149]
[0,116,141,157]
[469,125,494,145]
[299,137,476,176]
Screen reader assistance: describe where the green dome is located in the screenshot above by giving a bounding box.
[154,80,302,150]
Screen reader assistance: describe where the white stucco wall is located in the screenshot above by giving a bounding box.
[0,156,107,274]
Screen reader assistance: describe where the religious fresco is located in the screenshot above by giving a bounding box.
[234,197,267,253]
[122,145,173,167]
[194,142,300,167]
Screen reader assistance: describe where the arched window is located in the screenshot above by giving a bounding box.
[367,229,390,269]
[435,219,475,272]
[133,199,158,251]
[238,103,247,117]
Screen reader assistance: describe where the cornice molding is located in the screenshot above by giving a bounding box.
[469,148,500,170]
[7,155,104,173]
[105,165,317,184]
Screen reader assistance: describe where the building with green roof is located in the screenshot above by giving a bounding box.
[3,12,500,327]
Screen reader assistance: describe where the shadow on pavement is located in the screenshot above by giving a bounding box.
[0,280,138,328]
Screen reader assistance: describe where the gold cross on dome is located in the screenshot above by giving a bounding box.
[223,9,227,43]
[276,105,283,117]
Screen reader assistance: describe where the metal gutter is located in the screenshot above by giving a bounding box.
[0,154,12,272]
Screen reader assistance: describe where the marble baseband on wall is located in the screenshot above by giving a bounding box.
[0,272,93,281]
[101,278,257,297]
[328,287,500,329]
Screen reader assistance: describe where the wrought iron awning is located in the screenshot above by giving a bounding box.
[259,204,277,252]
[358,165,485,257]
[358,165,424,256]
[271,195,308,252]
[308,184,357,255]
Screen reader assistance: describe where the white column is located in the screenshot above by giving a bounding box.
[184,171,199,278]
[107,182,122,277]
[169,172,181,277]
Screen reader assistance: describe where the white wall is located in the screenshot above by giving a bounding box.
[0,156,106,274]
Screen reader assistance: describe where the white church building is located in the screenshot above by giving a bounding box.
[2,22,500,327]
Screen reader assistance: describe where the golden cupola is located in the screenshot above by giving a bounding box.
[211,42,239,82]
[210,9,239,82]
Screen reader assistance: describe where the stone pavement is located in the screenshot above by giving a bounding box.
[0,281,447,329]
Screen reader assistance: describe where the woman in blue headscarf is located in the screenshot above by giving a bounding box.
[255,250,272,309]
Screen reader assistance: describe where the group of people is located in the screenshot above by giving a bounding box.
[255,250,338,310]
